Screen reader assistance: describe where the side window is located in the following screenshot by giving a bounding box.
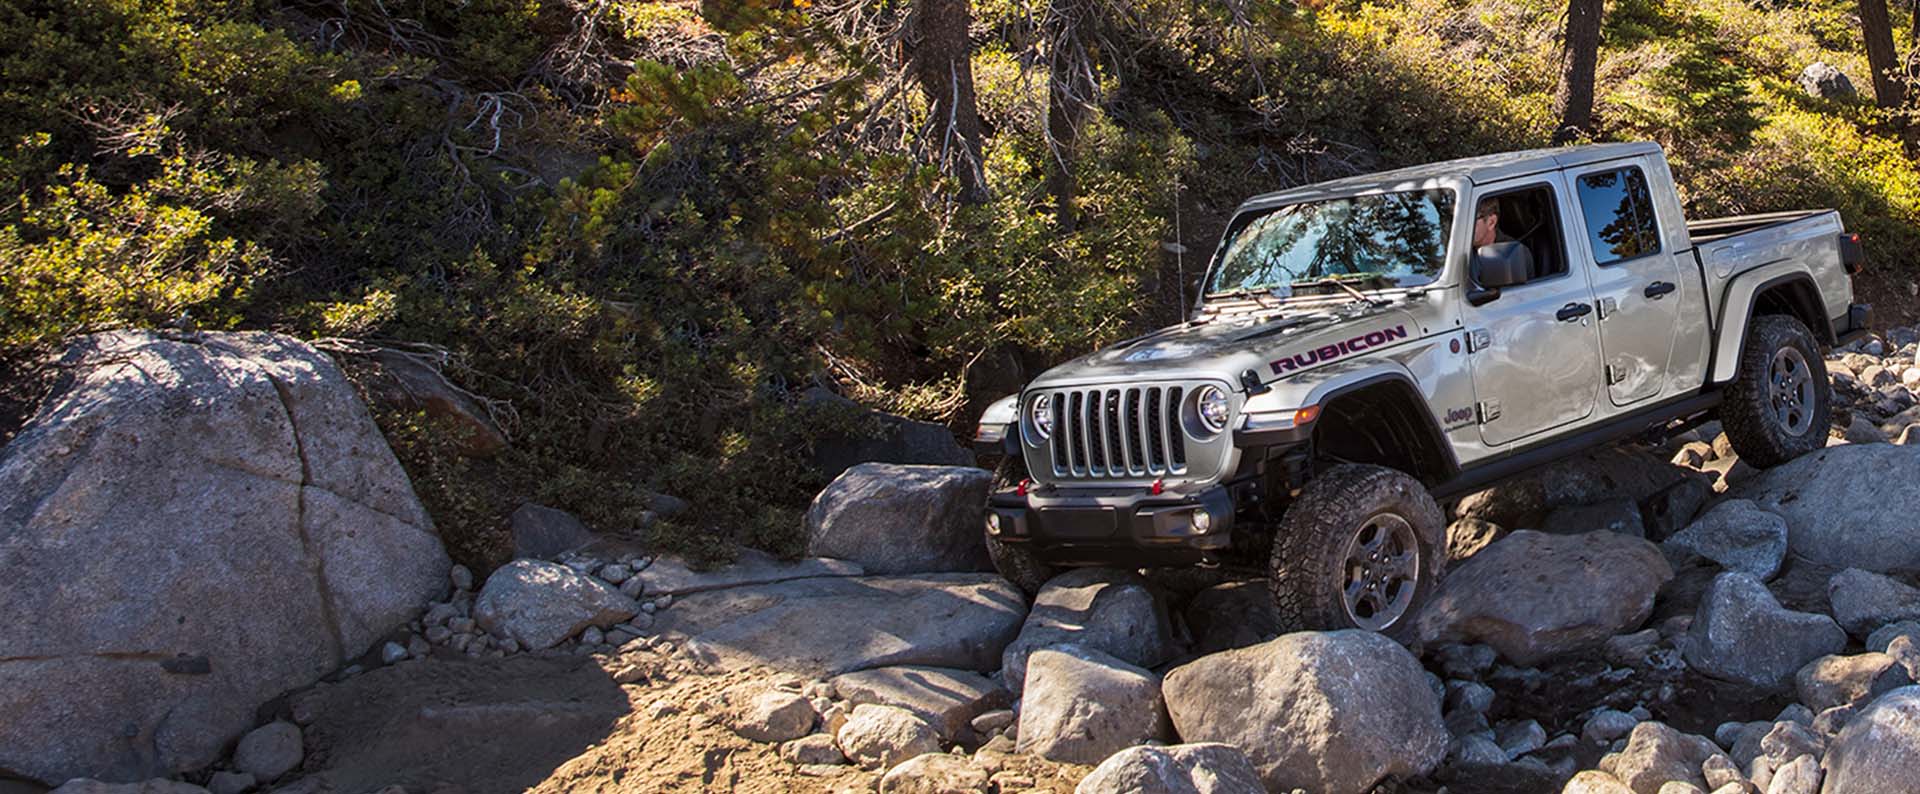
[1575,167,1662,265]
[1472,185,1570,286]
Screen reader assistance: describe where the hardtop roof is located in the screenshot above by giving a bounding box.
[1236,141,1662,211]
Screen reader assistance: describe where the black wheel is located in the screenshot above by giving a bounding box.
[1722,314,1831,468]
[1268,464,1445,639]
[985,457,1056,596]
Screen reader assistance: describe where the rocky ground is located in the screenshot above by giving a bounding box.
[9,329,1920,794]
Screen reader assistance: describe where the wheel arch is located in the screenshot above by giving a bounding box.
[1711,266,1835,383]
[1306,373,1460,487]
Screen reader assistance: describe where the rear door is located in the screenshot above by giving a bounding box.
[1463,174,1605,447]
[1569,161,1686,406]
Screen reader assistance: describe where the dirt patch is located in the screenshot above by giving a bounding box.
[277,642,1085,794]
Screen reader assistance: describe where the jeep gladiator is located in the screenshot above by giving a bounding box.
[972,142,1870,636]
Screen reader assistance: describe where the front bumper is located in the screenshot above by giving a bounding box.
[985,483,1237,567]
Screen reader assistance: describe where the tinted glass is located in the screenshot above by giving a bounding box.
[1207,189,1456,295]
[1576,167,1662,265]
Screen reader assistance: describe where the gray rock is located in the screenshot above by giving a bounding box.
[1001,568,1172,695]
[805,463,993,575]
[1445,680,1495,714]
[380,641,407,665]
[1813,703,1859,736]
[1417,530,1673,665]
[1074,743,1265,794]
[727,689,816,742]
[1604,629,1663,667]
[1796,653,1901,712]
[1759,721,1825,767]
[1737,445,1920,572]
[1764,752,1820,794]
[836,704,941,771]
[969,709,1013,736]
[1822,685,1920,793]
[1681,572,1846,690]
[1016,645,1168,765]
[1663,499,1789,580]
[0,331,447,785]
[232,721,302,781]
[47,782,210,794]
[1455,448,1694,530]
[1182,580,1285,655]
[1866,620,1920,653]
[1543,498,1646,537]
[830,666,1008,741]
[1447,734,1508,766]
[654,574,1026,677]
[509,504,594,560]
[1796,62,1856,99]
[1163,630,1446,793]
[1585,710,1641,744]
[1494,719,1546,759]
[1641,477,1712,541]
[635,549,864,597]
[803,387,973,480]
[450,565,474,592]
[204,772,253,794]
[1828,568,1920,637]
[1597,722,1720,794]
[472,560,638,650]
[597,564,631,584]
[780,733,847,765]
[878,753,989,794]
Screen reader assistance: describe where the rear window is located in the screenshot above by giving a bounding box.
[1575,167,1662,265]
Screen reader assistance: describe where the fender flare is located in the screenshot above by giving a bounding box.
[1278,364,1460,482]
[1709,263,1832,383]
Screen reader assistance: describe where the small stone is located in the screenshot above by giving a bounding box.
[580,627,604,646]
[1448,734,1508,766]
[380,642,407,665]
[655,594,674,609]
[641,601,658,614]
[836,704,941,770]
[424,625,452,644]
[207,771,255,794]
[598,564,632,584]
[780,733,848,765]
[1445,680,1496,714]
[450,564,474,591]
[878,753,990,794]
[1866,620,1920,652]
[1812,704,1857,736]
[1765,753,1821,794]
[1584,709,1639,744]
[406,636,429,658]
[1605,630,1663,667]
[498,637,519,654]
[1776,704,1815,726]
[619,576,645,599]
[969,709,1014,736]
[233,721,303,781]
[447,617,475,634]
[1702,753,1741,789]
[1495,719,1547,759]
[1760,721,1825,766]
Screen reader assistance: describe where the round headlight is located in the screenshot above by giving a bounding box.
[1196,386,1229,433]
[1029,394,1053,440]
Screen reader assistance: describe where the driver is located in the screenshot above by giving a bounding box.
[1473,197,1533,277]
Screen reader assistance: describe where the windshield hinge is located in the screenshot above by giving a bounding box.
[1240,369,1270,395]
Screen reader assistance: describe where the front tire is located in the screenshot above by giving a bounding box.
[984,458,1056,596]
[1722,314,1831,468]
[1268,464,1445,639]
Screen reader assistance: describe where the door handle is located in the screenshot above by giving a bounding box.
[1645,281,1676,299]
[1556,302,1594,322]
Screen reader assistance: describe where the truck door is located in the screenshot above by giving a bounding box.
[1463,175,1604,448]
[1569,161,1685,406]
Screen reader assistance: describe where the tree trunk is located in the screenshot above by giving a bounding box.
[1551,0,1604,144]
[910,0,989,204]
[1862,0,1905,109]
[1044,0,1096,229]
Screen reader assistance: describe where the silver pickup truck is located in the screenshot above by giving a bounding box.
[973,141,1870,638]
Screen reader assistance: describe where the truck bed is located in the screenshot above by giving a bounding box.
[1686,209,1830,244]
[1688,208,1849,339]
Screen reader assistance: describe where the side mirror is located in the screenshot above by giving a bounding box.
[1468,242,1531,305]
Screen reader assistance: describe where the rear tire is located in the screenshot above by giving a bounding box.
[1268,464,1444,639]
[1722,314,1830,468]
[984,458,1056,596]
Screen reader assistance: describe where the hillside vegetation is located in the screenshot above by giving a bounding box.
[2,0,1917,566]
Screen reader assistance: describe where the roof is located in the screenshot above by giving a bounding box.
[1237,141,1663,211]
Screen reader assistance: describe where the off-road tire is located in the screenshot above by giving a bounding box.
[1268,464,1445,640]
[1722,314,1831,469]
[984,458,1056,596]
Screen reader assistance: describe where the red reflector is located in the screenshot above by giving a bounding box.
[1150,479,1164,495]
[1017,479,1030,496]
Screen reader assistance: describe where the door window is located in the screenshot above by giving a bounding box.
[1575,167,1662,265]
[1470,185,1571,287]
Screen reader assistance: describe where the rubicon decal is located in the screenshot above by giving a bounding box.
[1269,325,1410,374]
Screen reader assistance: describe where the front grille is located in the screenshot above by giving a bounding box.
[1045,385,1189,478]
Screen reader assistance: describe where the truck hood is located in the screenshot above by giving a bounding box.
[1028,302,1425,390]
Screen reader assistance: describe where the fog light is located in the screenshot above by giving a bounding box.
[1192,510,1213,532]
[986,513,1002,534]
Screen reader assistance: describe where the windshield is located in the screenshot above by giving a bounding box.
[1205,189,1456,296]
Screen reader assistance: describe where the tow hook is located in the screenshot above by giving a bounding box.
[1197,555,1222,569]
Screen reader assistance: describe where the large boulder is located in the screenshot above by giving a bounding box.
[1797,653,1905,712]
[830,665,1008,741]
[1827,568,1920,638]
[1822,686,1920,793]
[1001,568,1173,695]
[1736,445,1920,572]
[0,331,448,784]
[1662,499,1788,580]
[1453,448,1694,530]
[635,549,862,597]
[1163,631,1446,793]
[1416,530,1673,665]
[509,503,595,560]
[836,704,942,771]
[1075,743,1265,794]
[1595,721,1720,794]
[1796,62,1857,99]
[805,464,992,575]
[472,560,638,650]
[1016,645,1168,765]
[653,573,1026,677]
[1680,572,1846,690]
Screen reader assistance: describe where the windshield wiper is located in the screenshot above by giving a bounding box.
[1206,288,1284,312]
[1291,276,1390,307]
